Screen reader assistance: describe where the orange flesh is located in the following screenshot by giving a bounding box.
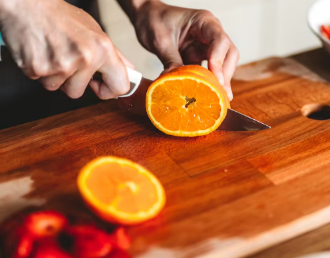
[86,163,158,214]
[150,79,221,132]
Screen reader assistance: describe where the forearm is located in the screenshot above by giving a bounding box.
[116,0,158,23]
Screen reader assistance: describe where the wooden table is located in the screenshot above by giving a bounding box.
[1,48,330,258]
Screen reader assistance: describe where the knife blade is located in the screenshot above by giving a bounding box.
[219,109,270,131]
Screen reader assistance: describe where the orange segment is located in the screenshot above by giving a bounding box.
[77,157,166,225]
[146,65,229,137]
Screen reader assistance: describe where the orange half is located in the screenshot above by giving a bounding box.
[77,157,166,225]
[146,65,230,137]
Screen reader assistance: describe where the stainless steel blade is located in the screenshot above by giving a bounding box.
[218,109,271,131]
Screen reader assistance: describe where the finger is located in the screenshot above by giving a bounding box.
[222,47,240,101]
[207,38,230,85]
[39,74,67,91]
[115,47,135,70]
[89,79,121,99]
[91,50,130,100]
[154,36,183,71]
[181,42,207,65]
[19,40,52,80]
[39,69,76,91]
[192,12,232,98]
[61,69,94,99]
[223,46,240,82]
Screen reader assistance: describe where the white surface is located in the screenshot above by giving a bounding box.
[307,0,330,54]
[0,177,45,222]
[98,0,321,80]
[298,252,330,258]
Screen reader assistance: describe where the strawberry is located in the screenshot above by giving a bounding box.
[3,233,34,258]
[106,248,131,258]
[32,241,73,258]
[23,211,68,239]
[321,25,330,40]
[61,225,112,258]
[109,228,130,251]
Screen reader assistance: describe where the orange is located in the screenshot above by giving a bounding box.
[146,65,230,137]
[77,157,166,225]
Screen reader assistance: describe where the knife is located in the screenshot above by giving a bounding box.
[122,68,270,131]
[0,46,270,131]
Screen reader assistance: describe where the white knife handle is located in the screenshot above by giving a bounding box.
[120,67,143,97]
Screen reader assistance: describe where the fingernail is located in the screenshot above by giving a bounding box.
[226,87,233,101]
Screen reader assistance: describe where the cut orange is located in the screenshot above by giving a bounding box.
[146,65,230,137]
[77,157,166,225]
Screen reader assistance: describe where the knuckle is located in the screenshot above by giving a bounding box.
[98,35,113,52]
[56,59,75,75]
[30,61,48,77]
[79,49,94,66]
[220,36,231,48]
[197,9,213,18]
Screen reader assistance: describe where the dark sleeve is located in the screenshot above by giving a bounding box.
[64,0,94,11]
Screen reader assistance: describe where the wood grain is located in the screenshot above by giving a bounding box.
[1,51,330,258]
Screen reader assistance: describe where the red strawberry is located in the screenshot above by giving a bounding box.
[107,248,131,258]
[23,211,68,239]
[321,25,330,40]
[3,232,34,258]
[109,228,130,251]
[13,235,34,258]
[62,225,112,258]
[32,241,73,258]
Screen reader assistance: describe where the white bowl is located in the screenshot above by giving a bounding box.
[308,0,330,54]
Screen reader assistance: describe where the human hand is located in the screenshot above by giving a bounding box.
[0,0,133,99]
[131,1,239,100]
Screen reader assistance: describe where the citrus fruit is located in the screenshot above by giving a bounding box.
[77,157,166,225]
[146,65,230,137]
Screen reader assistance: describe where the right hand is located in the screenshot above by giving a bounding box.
[0,0,132,99]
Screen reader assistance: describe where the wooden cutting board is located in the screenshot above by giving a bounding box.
[1,57,330,258]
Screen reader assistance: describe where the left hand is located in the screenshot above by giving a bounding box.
[132,1,239,100]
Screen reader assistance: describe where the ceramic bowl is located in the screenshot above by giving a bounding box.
[308,0,330,54]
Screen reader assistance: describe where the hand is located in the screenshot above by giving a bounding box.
[0,0,133,99]
[131,1,239,100]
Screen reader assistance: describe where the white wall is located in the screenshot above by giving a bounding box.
[98,0,321,79]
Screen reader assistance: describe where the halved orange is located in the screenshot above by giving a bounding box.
[146,65,230,137]
[77,157,166,225]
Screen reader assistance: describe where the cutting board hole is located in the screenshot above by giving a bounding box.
[301,104,330,120]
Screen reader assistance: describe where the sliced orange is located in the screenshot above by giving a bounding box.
[77,157,166,225]
[146,65,230,137]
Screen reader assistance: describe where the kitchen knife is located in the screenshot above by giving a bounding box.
[0,46,270,131]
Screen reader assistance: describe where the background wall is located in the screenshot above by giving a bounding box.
[98,0,321,80]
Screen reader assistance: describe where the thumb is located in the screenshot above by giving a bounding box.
[156,39,184,73]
